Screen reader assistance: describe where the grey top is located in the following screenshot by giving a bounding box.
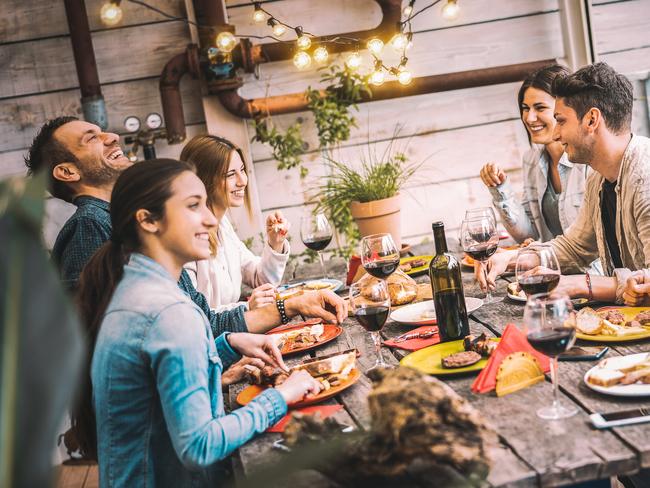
[541,167,563,237]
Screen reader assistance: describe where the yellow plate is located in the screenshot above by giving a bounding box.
[399,255,432,276]
[400,338,500,375]
[576,306,650,342]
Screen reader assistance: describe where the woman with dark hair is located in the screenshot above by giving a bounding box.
[180,135,290,311]
[76,159,321,486]
[479,64,589,242]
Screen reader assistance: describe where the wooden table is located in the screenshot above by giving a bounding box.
[229,250,650,487]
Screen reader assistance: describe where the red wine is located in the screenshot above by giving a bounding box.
[355,306,389,332]
[364,259,400,279]
[519,274,560,295]
[527,328,576,357]
[465,243,498,261]
[303,236,332,251]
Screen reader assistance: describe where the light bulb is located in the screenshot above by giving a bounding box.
[296,35,312,50]
[345,51,362,70]
[100,1,123,26]
[367,38,384,55]
[370,70,385,86]
[390,33,408,51]
[442,0,460,20]
[253,9,266,23]
[397,68,413,85]
[293,51,312,70]
[272,23,286,37]
[216,31,237,53]
[313,46,329,63]
[403,4,413,17]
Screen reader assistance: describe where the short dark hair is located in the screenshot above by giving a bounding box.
[551,62,633,134]
[24,116,80,202]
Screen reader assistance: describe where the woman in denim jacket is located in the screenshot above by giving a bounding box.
[479,64,589,243]
[75,159,321,487]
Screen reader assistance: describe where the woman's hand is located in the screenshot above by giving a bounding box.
[474,249,515,292]
[286,289,348,324]
[623,270,650,306]
[479,163,507,188]
[221,357,265,386]
[226,333,287,371]
[266,211,290,252]
[275,370,323,404]
[248,283,277,309]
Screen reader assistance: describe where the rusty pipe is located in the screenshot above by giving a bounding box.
[215,59,557,119]
[159,44,200,144]
[63,0,107,129]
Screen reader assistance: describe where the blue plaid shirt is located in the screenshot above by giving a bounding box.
[51,196,247,336]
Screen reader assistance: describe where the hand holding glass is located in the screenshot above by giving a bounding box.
[515,244,561,296]
[350,277,391,369]
[460,217,499,302]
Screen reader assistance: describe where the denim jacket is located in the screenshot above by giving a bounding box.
[92,253,287,487]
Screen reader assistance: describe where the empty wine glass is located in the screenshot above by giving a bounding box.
[460,216,499,303]
[524,292,577,420]
[515,244,561,297]
[301,212,333,279]
[360,233,400,280]
[349,276,391,369]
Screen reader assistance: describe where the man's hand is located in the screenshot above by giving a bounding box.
[226,333,287,371]
[474,249,515,292]
[286,289,347,324]
[221,357,265,386]
[623,270,650,306]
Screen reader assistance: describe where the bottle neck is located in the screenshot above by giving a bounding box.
[433,226,448,254]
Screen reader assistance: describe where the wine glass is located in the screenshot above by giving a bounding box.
[465,207,496,225]
[301,212,333,279]
[349,277,391,369]
[515,244,561,297]
[523,292,577,420]
[460,216,499,303]
[360,233,400,280]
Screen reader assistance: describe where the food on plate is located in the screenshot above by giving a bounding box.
[273,323,325,352]
[245,365,290,387]
[576,308,647,336]
[462,254,476,267]
[576,308,604,335]
[598,354,649,373]
[463,333,497,356]
[304,281,333,290]
[506,282,526,300]
[629,310,650,326]
[599,309,625,325]
[441,351,482,369]
[620,368,650,385]
[586,369,625,387]
[399,257,428,273]
[363,270,417,306]
[586,353,650,387]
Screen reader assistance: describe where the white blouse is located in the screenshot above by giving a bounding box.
[185,216,290,311]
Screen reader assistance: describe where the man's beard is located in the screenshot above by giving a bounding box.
[568,130,595,165]
[80,159,124,187]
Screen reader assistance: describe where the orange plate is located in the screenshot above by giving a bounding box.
[267,323,343,355]
[462,254,475,268]
[237,368,361,408]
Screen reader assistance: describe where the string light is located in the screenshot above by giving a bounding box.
[268,18,286,37]
[345,51,362,70]
[390,32,408,51]
[403,0,415,17]
[100,0,123,26]
[313,46,329,63]
[370,60,385,86]
[293,51,312,69]
[367,38,384,55]
[252,3,266,23]
[441,0,460,20]
[295,27,311,49]
[397,67,413,85]
[216,31,237,52]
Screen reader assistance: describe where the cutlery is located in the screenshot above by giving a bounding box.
[393,329,438,343]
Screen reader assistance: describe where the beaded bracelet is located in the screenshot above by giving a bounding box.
[276,298,290,324]
[585,271,594,302]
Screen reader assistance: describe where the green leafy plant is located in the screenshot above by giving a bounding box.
[252,119,306,174]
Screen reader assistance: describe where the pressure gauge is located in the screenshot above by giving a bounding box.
[124,115,141,133]
[145,112,163,130]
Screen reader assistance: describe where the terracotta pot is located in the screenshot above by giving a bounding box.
[350,194,401,249]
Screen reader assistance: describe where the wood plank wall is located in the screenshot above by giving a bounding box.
[1,0,649,253]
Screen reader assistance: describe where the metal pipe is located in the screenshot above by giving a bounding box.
[159,44,200,144]
[216,59,557,118]
[63,0,108,129]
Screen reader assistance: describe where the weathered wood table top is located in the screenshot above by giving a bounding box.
[229,247,650,487]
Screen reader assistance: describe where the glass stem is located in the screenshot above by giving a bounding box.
[550,356,560,411]
[482,263,492,301]
[372,331,383,367]
[318,251,328,279]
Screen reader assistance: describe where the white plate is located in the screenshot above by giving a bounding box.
[583,353,650,397]
[389,297,484,326]
[506,282,527,302]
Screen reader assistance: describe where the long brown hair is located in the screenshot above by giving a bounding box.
[72,159,195,459]
[180,135,252,254]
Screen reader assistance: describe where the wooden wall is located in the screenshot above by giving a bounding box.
[1,0,649,253]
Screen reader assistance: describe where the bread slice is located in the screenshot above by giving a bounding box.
[598,354,649,373]
[587,369,625,387]
[292,349,356,378]
[601,320,646,337]
[576,308,603,335]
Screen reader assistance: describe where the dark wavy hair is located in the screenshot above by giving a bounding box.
[71,158,195,459]
[551,62,633,134]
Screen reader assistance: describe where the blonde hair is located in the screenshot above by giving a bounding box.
[180,135,252,254]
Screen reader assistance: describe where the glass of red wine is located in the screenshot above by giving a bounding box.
[460,216,499,303]
[523,292,577,419]
[349,277,391,369]
[301,212,333,279]
[360,233,400,280]
[465,207,496,225]
[515,244,561,297]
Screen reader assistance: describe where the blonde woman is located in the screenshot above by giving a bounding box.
[181,135,290,311]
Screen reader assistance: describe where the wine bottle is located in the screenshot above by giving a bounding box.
[428,222,470,341]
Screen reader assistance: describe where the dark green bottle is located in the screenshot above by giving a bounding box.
[428,222,469,341]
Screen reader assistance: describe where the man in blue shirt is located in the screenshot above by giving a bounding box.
[25,117,346,337]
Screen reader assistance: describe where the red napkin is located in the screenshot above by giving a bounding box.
[383,326,440,351]
[267,405,344,433]
[471,324,550,394]
[347,255,362,286]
